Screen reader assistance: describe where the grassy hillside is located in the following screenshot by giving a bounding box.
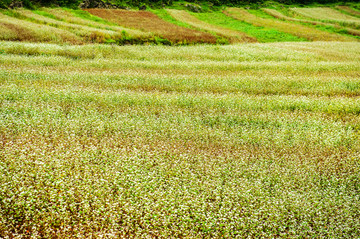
[1,41,360,237]
[1,5,360,45]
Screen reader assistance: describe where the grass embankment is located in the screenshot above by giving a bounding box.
[225,8,354,42]
[85,9,217,44]
[1,41,360,237]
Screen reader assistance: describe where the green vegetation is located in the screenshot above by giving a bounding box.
[1,5,360,45]
[166,9,257,43]
[225,7,354,41]
[263,8,360,37]
[1,41,360,237]
[192,11,304,42]
[151,8,194,28]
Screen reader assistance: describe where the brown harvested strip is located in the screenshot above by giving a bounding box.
[85,9,217,44]
[263,8,360,37]
[0,13,82,44]
[336,6,360,17]
[166,9,257,43]
[224,8,354,42]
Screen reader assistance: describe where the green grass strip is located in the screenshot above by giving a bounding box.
[65,8,117,26]
[151,9,194,29]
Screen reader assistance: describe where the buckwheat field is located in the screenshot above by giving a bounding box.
[0,40,359,237]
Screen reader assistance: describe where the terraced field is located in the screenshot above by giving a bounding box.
[291,7,360,29]
[224,8,354,41]
[1,6,359,45]
[1,41,360,237]
[263,8,360,37]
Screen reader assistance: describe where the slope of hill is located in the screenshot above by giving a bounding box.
[1,4,360,45]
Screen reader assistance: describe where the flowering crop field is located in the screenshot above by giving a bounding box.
[1,41,360,237]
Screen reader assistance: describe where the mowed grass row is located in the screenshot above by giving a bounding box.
[1,41,360,237]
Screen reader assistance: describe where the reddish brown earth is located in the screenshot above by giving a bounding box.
[85,9,217,44]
